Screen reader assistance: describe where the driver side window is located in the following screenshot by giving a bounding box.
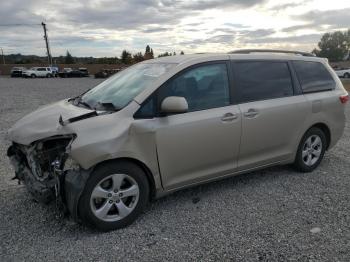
[158,63,230,112]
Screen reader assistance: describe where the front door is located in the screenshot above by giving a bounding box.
[153,62,241,189]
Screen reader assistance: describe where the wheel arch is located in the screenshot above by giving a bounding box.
[91,157,157,199]
[308,122,331,150]
[66,157,157,222]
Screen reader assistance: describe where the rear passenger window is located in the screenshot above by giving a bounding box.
[292,61,335,93]
[234,61,294,103]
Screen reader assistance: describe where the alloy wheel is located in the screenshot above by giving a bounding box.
[90,173,140,222]
[302,135,322,166]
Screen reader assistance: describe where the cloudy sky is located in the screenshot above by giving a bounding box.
[0,0,349,57]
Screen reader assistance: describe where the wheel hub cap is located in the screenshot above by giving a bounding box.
[90,173,140,222]
[302,135,322,167]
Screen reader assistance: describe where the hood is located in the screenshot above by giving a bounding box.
[7,99,95,145]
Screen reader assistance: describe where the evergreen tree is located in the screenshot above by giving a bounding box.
[121,50,132,64]
[144,45,154,60]
[133,52,144,63]
[65,51,75,64]
[180,51,185,55]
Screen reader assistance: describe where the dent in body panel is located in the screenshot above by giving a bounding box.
[68,113,162,191]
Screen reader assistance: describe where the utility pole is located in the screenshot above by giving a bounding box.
[1,48,5,64]
[41,22,53,65]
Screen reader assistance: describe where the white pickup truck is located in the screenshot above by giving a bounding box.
[335,68,350,78]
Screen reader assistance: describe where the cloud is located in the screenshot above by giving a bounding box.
[295,8,350,28]
[281,24,316,33]
[142,27,173,33]
[180,34,235,46]
[247,34,321,44]
[0,0,348,56]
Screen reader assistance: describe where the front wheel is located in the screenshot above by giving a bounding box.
[293,127,327,172]
[344,73,350,78]
[78,161,150,231]
[31,74,36,78]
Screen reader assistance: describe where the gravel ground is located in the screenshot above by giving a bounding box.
[0,76,349,261]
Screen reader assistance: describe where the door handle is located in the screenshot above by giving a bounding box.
[221,113,238,122]
[244,109,259,118]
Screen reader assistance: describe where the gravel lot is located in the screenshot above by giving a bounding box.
[0,77,349,261]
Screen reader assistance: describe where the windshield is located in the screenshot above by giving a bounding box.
[81,62,175,109]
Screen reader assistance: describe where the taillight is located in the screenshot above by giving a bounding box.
[340,94,349,104]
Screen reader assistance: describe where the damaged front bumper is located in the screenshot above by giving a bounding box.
[7,136,90,221]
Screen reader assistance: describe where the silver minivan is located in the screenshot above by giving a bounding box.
[7,50,348,231]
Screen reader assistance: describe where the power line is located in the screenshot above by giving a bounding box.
[0,22,53,65]
[0,23,41,27]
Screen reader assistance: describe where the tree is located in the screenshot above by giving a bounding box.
[121,50,132,64]
[315,29,350,62]
[133,52,144,63]
[180,51,185,55]
[158,52,172,57]
[144,45,154,60]
[65,51,75,64]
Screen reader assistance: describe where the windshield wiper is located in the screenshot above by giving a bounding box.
[95,102,120,112]
[78,100,93,110]
[72,96,94,110]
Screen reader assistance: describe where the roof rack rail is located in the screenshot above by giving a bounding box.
[229,49,316,57]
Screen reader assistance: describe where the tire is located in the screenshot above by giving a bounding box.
[46,73,52,78]
[31,74,36,78]
[78,161,150,231]
[293,127,327,172]
[344,73,350,78]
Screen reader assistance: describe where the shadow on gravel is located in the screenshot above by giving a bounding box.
[13,164,302,235]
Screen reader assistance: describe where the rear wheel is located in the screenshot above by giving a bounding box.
[78,161,149,231]
[31,74,36,78]
[293,127,327,172]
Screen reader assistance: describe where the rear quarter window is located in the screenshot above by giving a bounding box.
[292,61,335,93]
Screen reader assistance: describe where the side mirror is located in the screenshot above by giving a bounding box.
[160,96,188,114]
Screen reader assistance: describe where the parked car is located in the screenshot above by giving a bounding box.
[58,68,84,78]
[78,68,89,77]
[49,66,59,77]
[335,68,350,78]
[6,50,348,231]
[94,69,121,78]
[10,67,26,77]
[22,67,54,78]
